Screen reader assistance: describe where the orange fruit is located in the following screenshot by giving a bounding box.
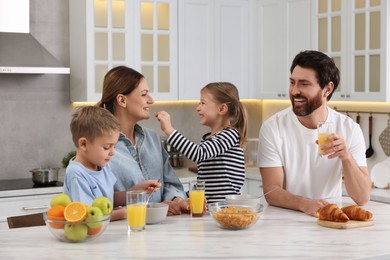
[47,205,65,229]
[64,202,88,223]
[87,224,103,235]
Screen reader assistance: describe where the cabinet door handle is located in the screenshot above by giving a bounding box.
[22,205,49,211]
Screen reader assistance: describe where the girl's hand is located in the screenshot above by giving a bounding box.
[155,111,175,136]
[301,199,329,217]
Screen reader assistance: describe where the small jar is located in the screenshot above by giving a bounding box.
[160,139,166,149]
[168,154,173,166]
[166,144,172,153]
[172,154,179,168]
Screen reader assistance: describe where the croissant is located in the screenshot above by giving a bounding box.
[341,205,373,221]
[318,204,349,222]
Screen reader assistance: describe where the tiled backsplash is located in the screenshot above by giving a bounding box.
[0,0,387,183]
[140,100,263,169]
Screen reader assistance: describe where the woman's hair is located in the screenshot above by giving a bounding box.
[202,82,248,147]
[70,106,120,147]
[96,66,144,114]
[290,50,340,101]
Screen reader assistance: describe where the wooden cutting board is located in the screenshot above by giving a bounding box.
[317,219,374,229]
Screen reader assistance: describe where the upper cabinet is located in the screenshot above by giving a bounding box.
[69,0,177,102]
[315,0,389,101]
[178,0,253,100]
[255,0,313,99]
[139,1,178,100]
[70,0,389,102]
[256,0,389,102]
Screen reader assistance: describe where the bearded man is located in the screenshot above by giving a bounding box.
[257,50,371,216]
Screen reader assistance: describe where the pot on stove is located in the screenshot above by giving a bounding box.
[30,167,60,185]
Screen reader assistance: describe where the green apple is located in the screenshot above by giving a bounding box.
[86,206,104,228]
[50,193,72,208]
[92,196,113,215]
[64,223,88,242]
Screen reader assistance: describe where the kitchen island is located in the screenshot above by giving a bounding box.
[1,197,390,259]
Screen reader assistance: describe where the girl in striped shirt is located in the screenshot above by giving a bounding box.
[156,82,248,203]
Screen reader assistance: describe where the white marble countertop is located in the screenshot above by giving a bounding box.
[5,166,390,208]
[173,168,198,183]
[5,167,390,206]
[0,197,389,259]
[0,168,258,198]
[370,188,390,204]
[0,186,63,198]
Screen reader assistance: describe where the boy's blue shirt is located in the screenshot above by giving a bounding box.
[64,160,117,205]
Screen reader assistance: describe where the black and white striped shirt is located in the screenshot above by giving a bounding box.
[167,128,245,203]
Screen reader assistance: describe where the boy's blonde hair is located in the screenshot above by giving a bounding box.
[70,106,121,147]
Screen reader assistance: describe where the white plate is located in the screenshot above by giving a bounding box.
[371,158,390,188]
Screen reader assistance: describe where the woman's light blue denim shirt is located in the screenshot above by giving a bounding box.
[110,124,186,205]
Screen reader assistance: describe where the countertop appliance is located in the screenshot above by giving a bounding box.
[0,0,70,74]
[0,178,63,192]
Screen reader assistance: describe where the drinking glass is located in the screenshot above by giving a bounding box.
[317,122,334,156]
[189,180,205,217]
[126,191,147,232]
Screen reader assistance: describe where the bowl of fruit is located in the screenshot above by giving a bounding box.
[44,194,112,243]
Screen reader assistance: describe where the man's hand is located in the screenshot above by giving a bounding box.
[301,199,329,217]
[317,133,350,161]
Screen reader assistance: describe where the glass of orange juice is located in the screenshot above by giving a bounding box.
[317,121,334,156]
[126,191,147,232]
[189,180,205,217]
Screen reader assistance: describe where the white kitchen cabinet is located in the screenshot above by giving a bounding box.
[242,178,263,197]
[256,0,313,99]
[69,0,178,102]
[0,194,59,230]
[178,0,253,100]
[315,0,389,101]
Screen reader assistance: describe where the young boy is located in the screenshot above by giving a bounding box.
[64,106,159,220]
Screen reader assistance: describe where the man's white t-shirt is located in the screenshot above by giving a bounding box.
[257,107,367,200]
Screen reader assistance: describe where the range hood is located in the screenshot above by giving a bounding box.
[0,0,70,74]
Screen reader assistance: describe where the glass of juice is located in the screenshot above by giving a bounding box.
[317,121,334,156]
[189,180,205,217]
[126,191,147,232]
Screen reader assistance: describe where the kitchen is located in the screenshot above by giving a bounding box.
[1,0,390,257]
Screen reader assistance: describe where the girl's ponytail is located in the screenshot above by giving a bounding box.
[232,100,248,147]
